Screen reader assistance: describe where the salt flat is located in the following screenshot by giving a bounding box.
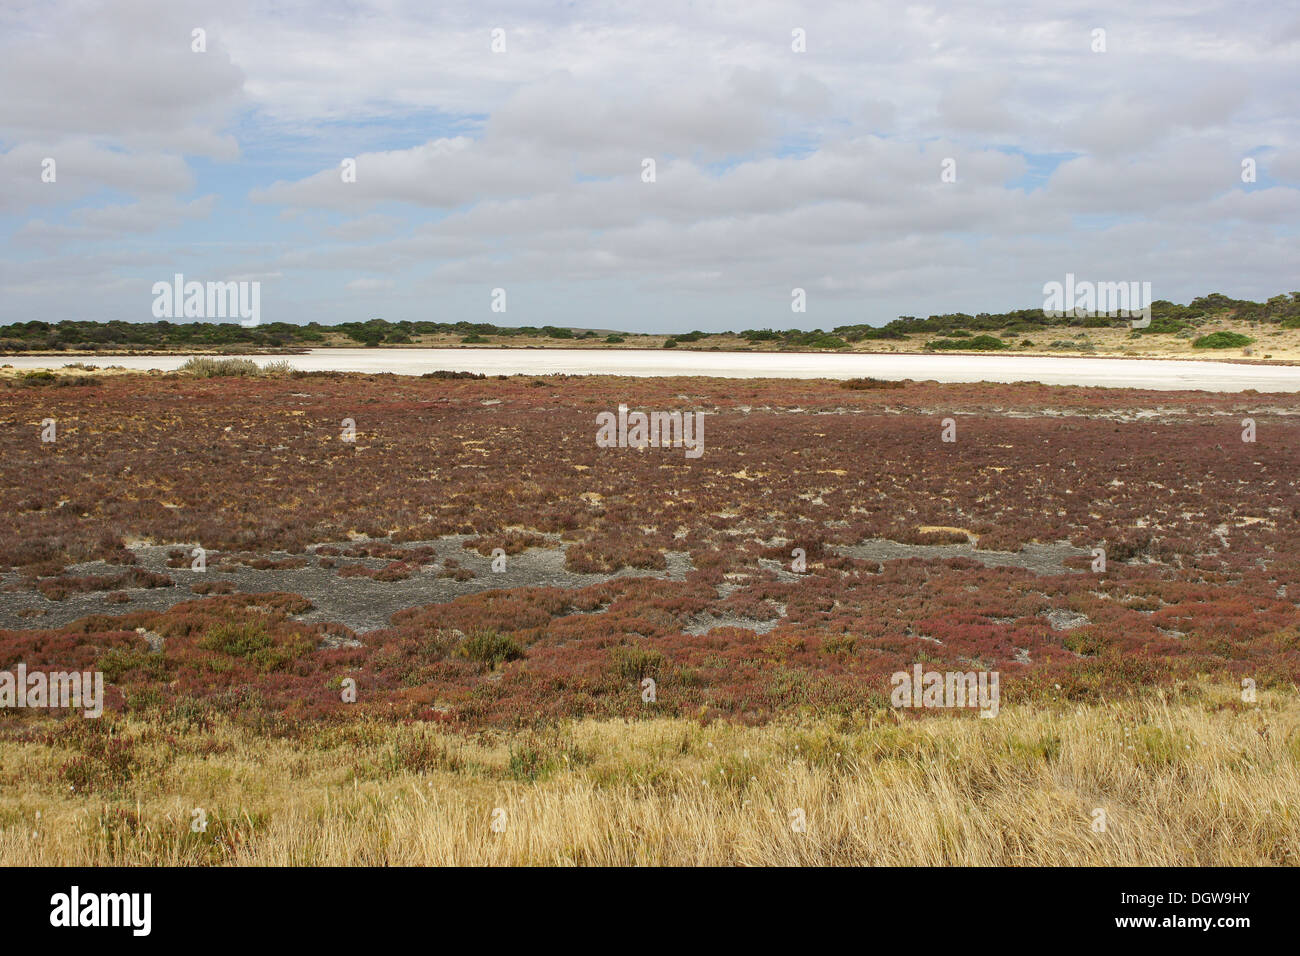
[11,347,1300,392]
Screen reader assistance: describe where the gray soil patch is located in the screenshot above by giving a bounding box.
[685,612,782,636]
[0,535,695,634]
[756,558,807,581]
[831,538,1090,575]
[1044,609,1091,630]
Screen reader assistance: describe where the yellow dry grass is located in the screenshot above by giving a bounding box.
[1,682,1296,866]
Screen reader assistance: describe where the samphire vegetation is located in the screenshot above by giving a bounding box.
[1,371,1297,865]
[2,372,1298,731]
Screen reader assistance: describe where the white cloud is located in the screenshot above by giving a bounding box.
[0,0,1296,329]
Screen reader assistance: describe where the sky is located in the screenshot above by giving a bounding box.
[1,0,1297,332]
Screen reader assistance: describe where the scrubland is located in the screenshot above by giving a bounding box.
[5,290,1300,362]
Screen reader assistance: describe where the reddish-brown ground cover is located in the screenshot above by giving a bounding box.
[1,371,1297,729]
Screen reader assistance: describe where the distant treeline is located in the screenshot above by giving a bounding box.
[700,291,1300,350]
[2,292,1297,352]
[0,318,599,352]
[793,292,1300,349]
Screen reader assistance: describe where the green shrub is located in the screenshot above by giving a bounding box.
[194,621,307,672]
[925,334,1008,351]
[99,648,172,683]
[801,334,849,349]
[609,644,665,682]
[421,369,485,379]
[1192,331,1254,349]
[822,634,858,656]
[199,621,272,657]
[455,629,524,668]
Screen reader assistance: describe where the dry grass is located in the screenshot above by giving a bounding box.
[1,682,1296,866]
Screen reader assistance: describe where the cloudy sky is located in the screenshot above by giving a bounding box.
[1,0,1297,332]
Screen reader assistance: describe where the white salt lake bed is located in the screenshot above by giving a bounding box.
[11,348,1300,392]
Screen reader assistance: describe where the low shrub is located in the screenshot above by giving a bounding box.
[840,377,906,390]
[57,726,143,794]
[421,370,485,380]
[198,621,273,658]
[609,644,665,682]
[179,357,261,377]
[35,569,172,601]
[454,629,524,669]
[925,335,1008,351]
[1192,331,1254,349]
